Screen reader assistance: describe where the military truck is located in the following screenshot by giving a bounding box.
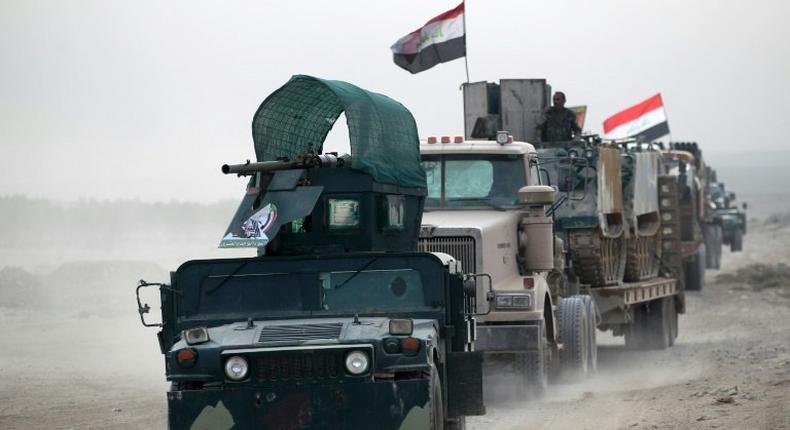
[414,79,686,394]
[418,135,573,394]
[709,181,747,252]
[659,142,719,289]
[135,76,489,429]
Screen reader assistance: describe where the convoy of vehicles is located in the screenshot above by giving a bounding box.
[136,75,746,428]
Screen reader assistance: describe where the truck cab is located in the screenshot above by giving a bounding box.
[418,136,560,395]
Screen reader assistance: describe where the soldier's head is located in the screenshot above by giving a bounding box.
[553,92,566,108]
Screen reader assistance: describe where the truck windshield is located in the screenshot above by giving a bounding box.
[177,255,444,322]
[422,155,526,208]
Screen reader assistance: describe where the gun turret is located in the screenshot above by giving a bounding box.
[222,153,350,176]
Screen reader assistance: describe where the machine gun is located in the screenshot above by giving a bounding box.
[221,153,351,176]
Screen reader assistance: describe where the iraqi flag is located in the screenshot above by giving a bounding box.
[603,93,670,141]
[391,3,466,74]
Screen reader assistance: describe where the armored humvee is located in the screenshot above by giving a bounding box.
[709,181,747,252]
[136,76,485,429]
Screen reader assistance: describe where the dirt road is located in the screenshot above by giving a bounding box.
[470,220,790,430]
[1,220,789,429]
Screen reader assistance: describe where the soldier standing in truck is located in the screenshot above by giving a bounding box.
[537,91,582,142]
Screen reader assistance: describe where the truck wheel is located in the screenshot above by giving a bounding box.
[624,304,646,349]
[731,229,743,252]
[715,226,723,269]
[557,296,589,381]
[705,225,723,269]
[667,297,678,346]
[446,417,466,430]
[626,298,671,349]
[684,245,706,291]
[429,365,444,430]
[578,295,598,373]
[524,322,549,398]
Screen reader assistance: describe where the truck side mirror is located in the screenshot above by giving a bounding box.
[539,168,551,186]
[518,185,556,206]
[463,278,477,297]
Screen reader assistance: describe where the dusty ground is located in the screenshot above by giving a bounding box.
[1,219,789,429]
[470,220,790,430]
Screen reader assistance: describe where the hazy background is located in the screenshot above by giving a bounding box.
[2,0,789,205]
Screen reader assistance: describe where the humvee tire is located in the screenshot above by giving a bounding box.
[625,297,671,350]
[731,229,743,252]
[524,321,549,397]
[557,296,589,381]
[685,245,706,291]
[429,364,444,430]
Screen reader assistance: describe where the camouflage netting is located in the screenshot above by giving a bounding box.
[251,75,425,189]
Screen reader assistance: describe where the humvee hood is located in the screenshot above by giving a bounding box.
[197,317,436,350]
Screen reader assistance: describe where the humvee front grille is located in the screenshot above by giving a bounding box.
[256,350,342,382]
[258,323,344,344]
[252,346,373,383]
[418,235,477,273]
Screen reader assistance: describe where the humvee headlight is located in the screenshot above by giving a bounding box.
[389,319,414,335]
[184,326,209,345]
[494,293,531,310]
[345,350,370,375]
[224,356,249,381]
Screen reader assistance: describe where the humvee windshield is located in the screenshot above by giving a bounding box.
[422,155,527,208]
[175,255,444,325]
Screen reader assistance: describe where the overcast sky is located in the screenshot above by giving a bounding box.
[1,0,788,202]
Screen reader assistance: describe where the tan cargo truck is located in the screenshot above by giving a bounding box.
[418,135,572,396]
[418,133,684,398]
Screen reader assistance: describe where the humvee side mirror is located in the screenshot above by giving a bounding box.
[742,202,748,210]
[518,185,556,206]
[729,192,736,200]
[136,280,165,328]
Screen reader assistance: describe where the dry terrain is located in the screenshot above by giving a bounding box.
[1,215,789,429]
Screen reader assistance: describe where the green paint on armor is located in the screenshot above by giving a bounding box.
[398,403,431,430]
[190,400,234,430]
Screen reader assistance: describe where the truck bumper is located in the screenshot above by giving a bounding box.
[474,323,541,353]
[167,379,430,430]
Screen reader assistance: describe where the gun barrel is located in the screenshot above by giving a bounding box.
[221,153,351,176]
[221,160,296,175]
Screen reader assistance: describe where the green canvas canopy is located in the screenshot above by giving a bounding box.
[251,75,426,190]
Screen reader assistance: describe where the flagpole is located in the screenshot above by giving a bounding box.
[661,93,672,143]
[462,0,470,83]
